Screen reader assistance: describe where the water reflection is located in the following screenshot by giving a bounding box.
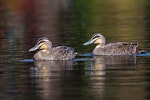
[33,60,74,77]
[93,55,136,69]
[31,60,74,100]
[29,55,138,100]
[90,55,137,99]
[0,0,150,100]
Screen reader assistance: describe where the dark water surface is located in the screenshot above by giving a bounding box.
[1,0,150,100]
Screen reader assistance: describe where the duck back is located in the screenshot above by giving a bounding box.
[34,46,77,60]
[93,42,138,55]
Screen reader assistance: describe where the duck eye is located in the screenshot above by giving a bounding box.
[93,35,100,39]
[37,40,45,45]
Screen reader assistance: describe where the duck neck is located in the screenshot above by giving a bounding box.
[99,37,106,46]
[46,41,52,49]
[98,43,105,47]
[101,35,106,45]
[98,35,106,46]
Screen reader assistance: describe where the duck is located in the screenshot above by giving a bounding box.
[29,37,77,60]
[83,33,145,55]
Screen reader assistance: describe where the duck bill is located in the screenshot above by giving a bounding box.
[83,39,94,45]
[29,44,40,51]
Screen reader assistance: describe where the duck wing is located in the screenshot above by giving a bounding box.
[104,42,138,55]
[52,46,77,60]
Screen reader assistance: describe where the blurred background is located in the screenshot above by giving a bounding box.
[1,0,150,100]
[0,0,150,58]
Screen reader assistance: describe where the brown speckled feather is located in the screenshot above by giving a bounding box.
[83,33,145,55]
[93,42,138,55]
[29,37,77,60]
[34,46,77,60]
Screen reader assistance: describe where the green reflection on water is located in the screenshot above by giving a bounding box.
[65,0,147,53]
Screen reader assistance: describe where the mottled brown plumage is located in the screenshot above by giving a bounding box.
[83,33,145,55]
[29,37,77,60]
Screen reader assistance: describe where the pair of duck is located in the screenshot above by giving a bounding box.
[29,33,145,60]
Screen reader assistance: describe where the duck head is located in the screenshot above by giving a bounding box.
[83,33,106,46]
[29,37,52,51]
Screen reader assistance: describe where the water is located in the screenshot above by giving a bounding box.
[1,0,150,100]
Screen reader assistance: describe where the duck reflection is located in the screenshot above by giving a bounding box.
[34,60,74,75]
[90,55,136,78]
[90,55,137,98]
[30,56,137,100]
[93,55,137,69]
[31,60,74,100]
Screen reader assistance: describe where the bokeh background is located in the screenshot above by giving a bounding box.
[1,0,150,100]
[0,0,150,57]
